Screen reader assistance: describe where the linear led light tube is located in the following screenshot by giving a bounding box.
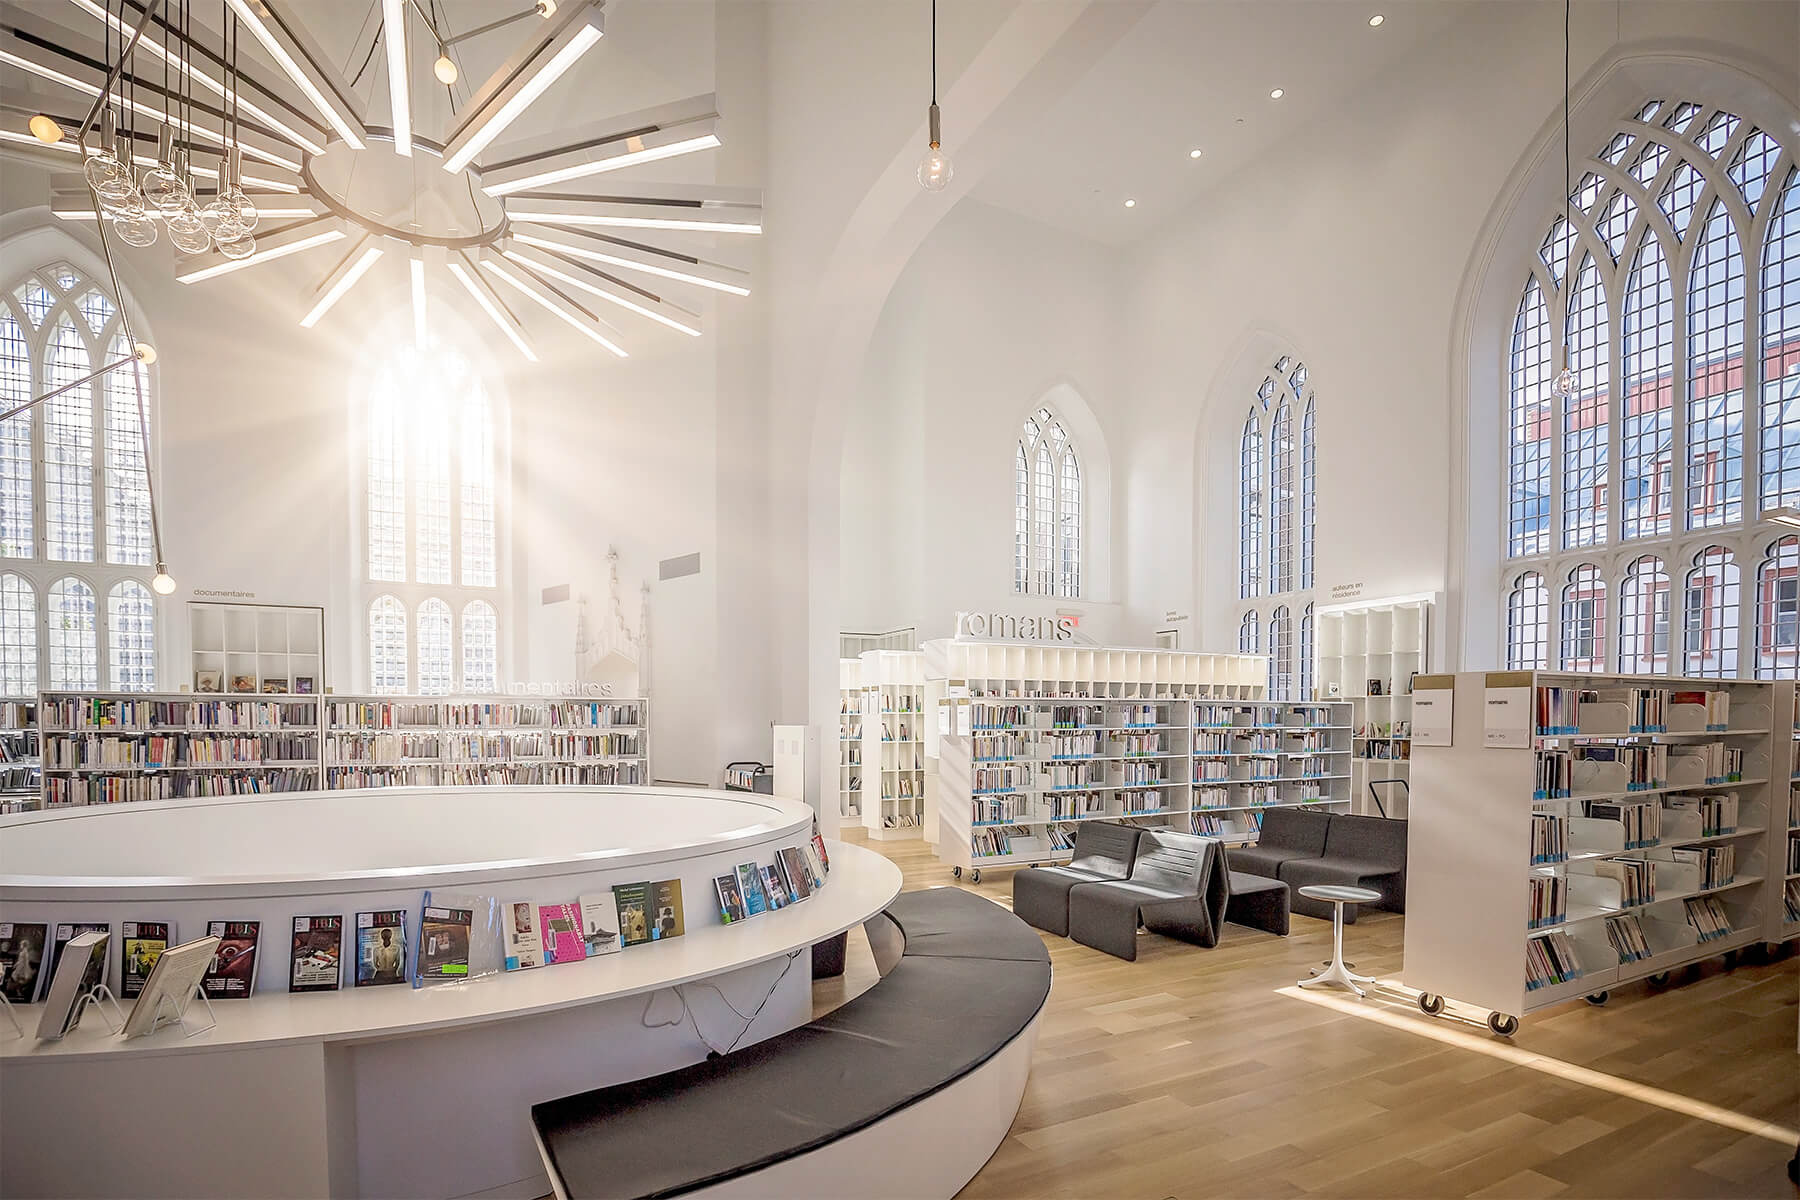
[300,237,382,327]
[224,0,366,150]
[502,197,762,234]
[447,252,536,362]
[501,246,700,337]
[410,251,428,346]
[480,122,720,197]
[441,2,603,175]
[381,0,411,156]
[0,125,302,191]
[175,219,347,284]
[478,253,627,358]
[0,45,301,172]
[65,0,328,155]
[508,226,748,295]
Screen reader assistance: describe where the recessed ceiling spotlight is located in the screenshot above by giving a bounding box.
[1189,148,1203,159]
[1124,198,1137,208]
[1270,88,1285,100]
[1369,13,1385,26]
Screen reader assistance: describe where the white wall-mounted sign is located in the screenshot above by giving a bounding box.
[1328,582,1364,601]
[1483,686,1532,748]
[1412,677,1454,748]
[953,612,1076,643]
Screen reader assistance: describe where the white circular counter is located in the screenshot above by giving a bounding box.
[0,787,903,1200]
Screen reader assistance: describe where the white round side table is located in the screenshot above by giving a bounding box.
[1296,884,1382,997]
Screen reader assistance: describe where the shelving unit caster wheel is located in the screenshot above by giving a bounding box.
[1417,993,1444,1016]
[969,869,982,884]
[1487,1012,1519,1037]
[1584,991,1608,1006]
[1723,949,1738,969]
[952,867,962,880]
[1646,972,1671,987]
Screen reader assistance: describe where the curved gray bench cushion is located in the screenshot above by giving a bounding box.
[531,889,1051,1199]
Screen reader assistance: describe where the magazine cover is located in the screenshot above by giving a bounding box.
[736,863,769,915]
[355,910,408,987]
[612,884,653,947]
[503,901,543,971]
[0,921,47,1005]
[760,865,789,910]
[202,921,261,999]
[47,921,111,998]
[417,904,473,983]
[289,916,343,993]
[802,843,828,890]
[713,874,747,923]
[776,850,811,902]
[578,892,623,957]
[650,880,685,940]
[785,848,816,899]
[120,921,172,1000]
[537,902,588,965]
[811,834,831,874]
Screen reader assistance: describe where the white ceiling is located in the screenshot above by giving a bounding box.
[968,0,1473,246]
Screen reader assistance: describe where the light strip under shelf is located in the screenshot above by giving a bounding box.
[478,253,627,357]
[64,0,328,156]
[480,119,720,197]
[300,236,382,327]
[223,0,367,150]
[380,0,411,157]
[441,1,604,174]
[175,218,347,283]
[510,225,750,296]
[501,245,700,337]
[447,251,536,362]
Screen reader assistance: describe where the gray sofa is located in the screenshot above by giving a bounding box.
[1011,821,1139,937]
[1229,811,1407,924]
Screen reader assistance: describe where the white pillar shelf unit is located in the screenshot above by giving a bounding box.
[922,639,1278,881]
[188,602,325,696]
[37,692,323,808]
[1782,689,1800,945]
[1315,594,1433,820]
[324,696,649,789]
[859,650,925,841]
[0,701,41,815]
[1406,671,1785,1036]
[838,658,863,819]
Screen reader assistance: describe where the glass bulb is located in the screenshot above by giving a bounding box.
[141,161,187,213]
[101,186,144,218]
[1551,366,1575,401]
[166,203,212,254]
[84,148,132,201]
[225,188,259,233]
[113,209,159,248]
[151,570,177,595]
[917,145,953,191]
[434,54,458,84]
[29,114,63,144]
[199,195,245,240]
[217,233,256,261]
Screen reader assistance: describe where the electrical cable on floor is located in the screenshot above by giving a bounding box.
[637,950,802,1058]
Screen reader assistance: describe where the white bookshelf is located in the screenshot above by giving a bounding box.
[1780,690,1800,945]
[860,650,924,840]
[838,658,862,819]
[1315,594,1432,820]
[189,602,325,696]
[0,700,40,814]
[37,691,322,807]
[1405,671,1780,1035]
[324,696,649,789]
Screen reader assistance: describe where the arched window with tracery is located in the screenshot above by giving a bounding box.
[1014,407,1081,597]
[1236,357,1317,691]
[0,261,156,695]
[1498,95,1797,675]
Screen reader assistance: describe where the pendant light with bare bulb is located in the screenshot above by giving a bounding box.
[917,0,952,191]
[1549,0,1576,404]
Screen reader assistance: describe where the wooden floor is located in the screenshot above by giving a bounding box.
[817,829,1800,1199]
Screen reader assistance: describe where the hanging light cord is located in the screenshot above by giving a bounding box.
[1563,0,1572,236]
[930,0,937,107]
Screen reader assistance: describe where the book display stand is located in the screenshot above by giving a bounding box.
[0,993,20,1039]
[142,983,218,1040]
[65,984,126,1037]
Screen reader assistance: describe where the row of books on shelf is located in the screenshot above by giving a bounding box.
[1,838,834,1046]
[1534,685,1731,736]
[1531,849,1739,923]
[45,734,317,769]
[1524,930,1582,991]
[44,768,316,806]
[879,811,922,830]
[43,698,316,731]
[326,700,644,730]
[1686,895,1734,941]
[883,776,921,799]
[1785,880,1800,923]
[1532,793,1741,863]
[0,701,34,729]
[1787,837,1800,874]
[879,722,916,742]
[1355,721,1412,740]
[1191,810,1265,837]
[1119,788,1166,816]
[1358,741,1411,761]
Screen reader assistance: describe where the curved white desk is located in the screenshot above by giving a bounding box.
[0,787,902,1200]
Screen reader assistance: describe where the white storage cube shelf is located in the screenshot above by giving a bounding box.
[919,640,1344,877]
[859,650,926,840]
[838,658,863,819]
[189,602,324,697]
[1313,596,1432,821]
[1405,670,1793,1033]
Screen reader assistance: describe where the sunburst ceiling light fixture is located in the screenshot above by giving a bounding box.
[11,0,758,359]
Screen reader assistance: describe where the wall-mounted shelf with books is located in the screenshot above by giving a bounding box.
[1405,671,1784,1034]
[188,602,325,698]
[37,691,323,808]
[1315,594,1433,820]
[859,651,925,841]
[0,700,41,815]
[838,658,862,819]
